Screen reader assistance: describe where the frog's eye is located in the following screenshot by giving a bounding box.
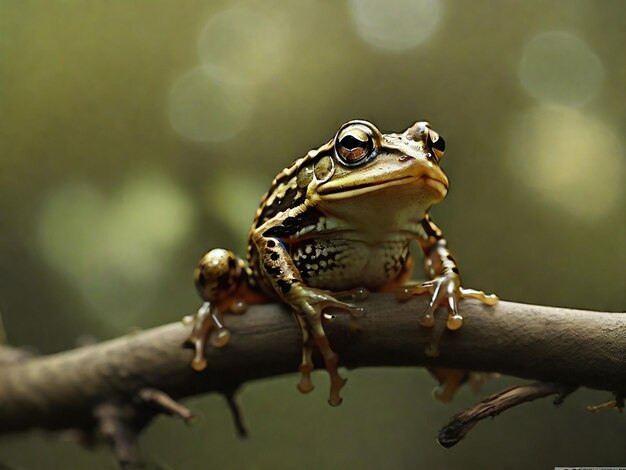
[427,130,445,160]
[335,124,377,166]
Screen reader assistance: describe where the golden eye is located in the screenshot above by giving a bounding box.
[335,124,377,166]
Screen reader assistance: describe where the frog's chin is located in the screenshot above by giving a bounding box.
[318,175,448,201]
[317,176,446,235]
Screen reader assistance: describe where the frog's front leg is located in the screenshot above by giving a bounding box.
[254,211,363,406]
[187,249,265,371]
[399,215,498,356]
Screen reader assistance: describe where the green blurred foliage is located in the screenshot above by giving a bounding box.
[0,0,624,468]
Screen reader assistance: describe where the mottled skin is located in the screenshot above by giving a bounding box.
[189,120,497,405]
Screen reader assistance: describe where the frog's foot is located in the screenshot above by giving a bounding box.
[186,248,251,371]
[291,287,363,406]
[187,298,248,370]
[397,274,497,356]
[587,394,625,413]
[325,287,369,303]
[320,287,367,333]
[428,367,469,403]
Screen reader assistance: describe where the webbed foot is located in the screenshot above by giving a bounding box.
[397,273,497,356]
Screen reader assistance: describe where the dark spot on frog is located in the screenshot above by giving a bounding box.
[263,208,321,239]
[283,216,299,227]
[196,272,207,287]
[264,225,292,238]
[264,264,281,276]
[255,185,305,227]
[263,216,302,238]
[267,240,276,247]
[422,218,441,239]
[217,271,231,290]
[270,252,280,261]
[276,279,292,294]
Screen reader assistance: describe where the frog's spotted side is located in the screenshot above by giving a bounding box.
[188,120,497,405]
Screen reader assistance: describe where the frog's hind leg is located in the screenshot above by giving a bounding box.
[187,248,261,371]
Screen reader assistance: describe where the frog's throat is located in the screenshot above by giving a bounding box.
[318,175,447,201]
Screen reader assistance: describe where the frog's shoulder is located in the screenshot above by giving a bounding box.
[251,143,332,230]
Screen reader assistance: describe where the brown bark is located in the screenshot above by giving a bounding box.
[0,294,624,436]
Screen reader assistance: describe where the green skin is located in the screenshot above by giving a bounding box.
[190,120,498,406]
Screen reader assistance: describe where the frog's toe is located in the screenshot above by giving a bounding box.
[324,302,365,320]
[444,291,463,331]
[294,314,316,394]
[329,375,348,407]
[328,287,369,302]
[419,294,438,328]
[187,302,215,371]
[408,278,453,329]
[397,280,434,301]
[211,328,231,348]
[297,366,315,394]
[310,322,348,406]
[460,287,499,305]
[429,367,469,403]
[187,301,237,371]
[306,290,364,320]
[326,353,347,407]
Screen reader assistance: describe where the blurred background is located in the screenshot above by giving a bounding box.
[0,0,624,468]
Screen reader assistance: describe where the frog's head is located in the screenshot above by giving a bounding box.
[313,120,449,228]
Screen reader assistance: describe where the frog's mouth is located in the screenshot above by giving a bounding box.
[318,175,448,200]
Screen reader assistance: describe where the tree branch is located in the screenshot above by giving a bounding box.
[0,295,624,440]
[437,381,563,447]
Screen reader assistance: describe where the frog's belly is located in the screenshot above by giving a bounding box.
[291,237,410,291]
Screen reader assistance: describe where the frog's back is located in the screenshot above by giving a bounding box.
[244,151,321,296]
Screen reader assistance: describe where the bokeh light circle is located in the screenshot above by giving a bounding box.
[205,173,267,237]
[519,31,604,106]
[168,66,253,143]
[349,0,442,52]
[506,105,623,220]
[198,6,288,84]
[38,174,195,327]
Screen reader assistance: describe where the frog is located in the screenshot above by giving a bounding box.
[187,120,498,406]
